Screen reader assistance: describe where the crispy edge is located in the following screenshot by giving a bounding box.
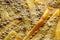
[25,9,60,40]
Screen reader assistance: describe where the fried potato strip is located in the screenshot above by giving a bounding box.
[23,8,52,40]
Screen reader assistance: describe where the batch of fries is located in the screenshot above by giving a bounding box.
[0,0,60,40]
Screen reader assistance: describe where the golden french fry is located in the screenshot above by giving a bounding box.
[23,8,52,40]
[29,9,60,40]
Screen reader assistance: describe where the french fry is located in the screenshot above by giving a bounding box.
[55,19,60,40]
[31,9,60,40]
[23,8,52,40]
[4,30,17,40]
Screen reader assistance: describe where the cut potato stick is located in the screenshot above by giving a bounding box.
[55,19,60,40]
[23,8,52,40]
[24,9,60,40]
[4,30,17,40]
[31,9,60,40]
